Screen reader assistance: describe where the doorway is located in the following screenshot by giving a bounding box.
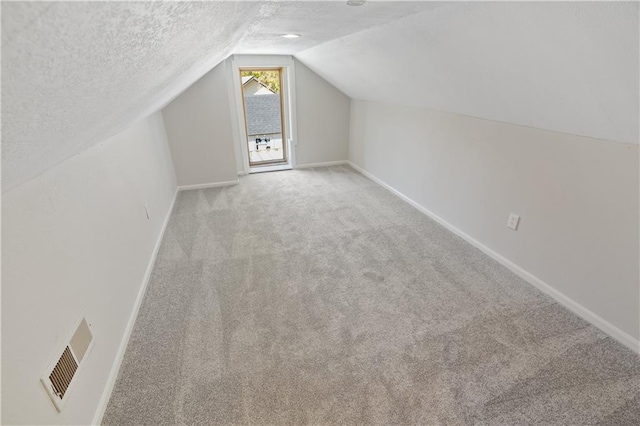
[239,68,287,167]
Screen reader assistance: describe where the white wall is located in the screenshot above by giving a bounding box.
[349,99,640,344]
[1,112,177,425]
[163,56,350,184]
[162,60,239,187]
[295,60,350,165]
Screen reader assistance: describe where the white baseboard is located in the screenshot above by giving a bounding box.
[177,179,239,191]
[347,161,640,354]
[294,160,348,169]
[91,189,179,425]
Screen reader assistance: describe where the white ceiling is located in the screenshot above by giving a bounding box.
[3,1,638,191]
[297,1,639,145]
[2,1,436,191]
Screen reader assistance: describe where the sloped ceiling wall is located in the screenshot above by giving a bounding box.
[3,1,637,191]
[297,1,639,146]
[2,1,435,191]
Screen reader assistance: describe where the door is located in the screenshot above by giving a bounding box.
[239,68,287,167]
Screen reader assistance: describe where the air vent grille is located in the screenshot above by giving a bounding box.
[49,346,78,398]
[41,316,93,411]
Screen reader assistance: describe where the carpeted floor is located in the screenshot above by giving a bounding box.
[103,165,640,425]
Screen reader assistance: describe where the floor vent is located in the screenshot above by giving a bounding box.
[41,317,93,412]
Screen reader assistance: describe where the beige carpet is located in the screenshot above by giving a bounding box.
[104,165,640,425]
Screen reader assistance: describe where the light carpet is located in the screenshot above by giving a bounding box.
[103,165,640,425]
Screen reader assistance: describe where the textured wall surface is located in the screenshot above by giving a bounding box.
[2,1,434,192]
[299,1,639,145]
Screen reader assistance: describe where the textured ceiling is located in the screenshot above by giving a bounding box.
[2,1,435,191]
[297,1,639,145]
[3,2,637,191]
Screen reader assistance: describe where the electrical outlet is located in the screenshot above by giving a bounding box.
[144,204,150,220]
[507,213,520,230]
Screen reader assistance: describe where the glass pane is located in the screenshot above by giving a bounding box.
[241,70,285,165]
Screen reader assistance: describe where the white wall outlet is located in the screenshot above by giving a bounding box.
[144,204,150,220]
[507,213,520,230]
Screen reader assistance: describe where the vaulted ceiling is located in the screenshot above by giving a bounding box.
[3,1,638,192]
[298,1,639,146]
[1,1,436,191]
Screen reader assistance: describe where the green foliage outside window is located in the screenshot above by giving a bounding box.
[242,70,281,93]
